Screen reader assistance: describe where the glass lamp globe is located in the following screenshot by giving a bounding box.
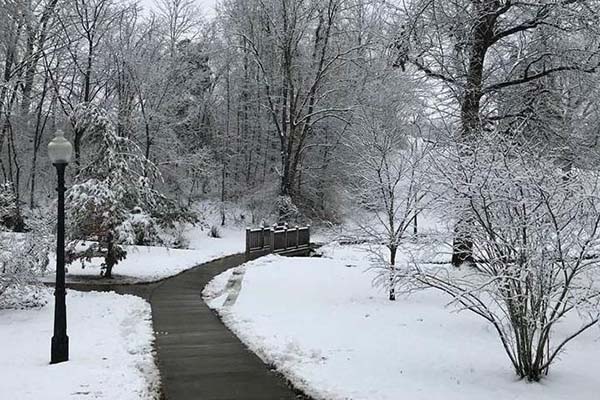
[48,130,73,164]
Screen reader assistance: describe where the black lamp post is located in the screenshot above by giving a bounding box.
[48,130,72,364]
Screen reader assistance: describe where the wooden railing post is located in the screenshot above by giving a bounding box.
[295,226,300,249]
[284,226,288,251]
[270,227,275,253]
[245,228,251,258]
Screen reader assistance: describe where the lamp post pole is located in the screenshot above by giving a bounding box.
[48,130,72,365]
[51,162,68,364]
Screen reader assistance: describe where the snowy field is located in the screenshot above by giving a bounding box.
[204,245,600,400]
[42,225,245,283]
[0,290,159,400]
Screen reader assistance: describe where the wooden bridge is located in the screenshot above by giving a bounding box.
[245,225,311,260]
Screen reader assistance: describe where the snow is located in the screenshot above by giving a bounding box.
[0,289,159,400]
[42,225,245,284]
[204,245,600,400]
[185,224,245,253]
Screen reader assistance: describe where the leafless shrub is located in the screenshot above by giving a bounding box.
[416,133,600,381]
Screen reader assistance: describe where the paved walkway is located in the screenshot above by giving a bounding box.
[70,254,307,400]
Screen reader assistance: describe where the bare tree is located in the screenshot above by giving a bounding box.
[344,70,432,300]
[395,0,600,266]
[155,0,201,57]
[56,0,121,166]
[222,0,361,216]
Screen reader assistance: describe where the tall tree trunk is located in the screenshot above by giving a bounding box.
[389,245,397,301]
[75,37,94,168]
[451,1,497,267]
[29,73,51,208]
[221,64,231,226]
[104,233,115,279]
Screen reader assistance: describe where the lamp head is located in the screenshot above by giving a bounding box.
[48,130,73,164]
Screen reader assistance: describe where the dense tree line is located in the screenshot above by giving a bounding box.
[0,0,598,222]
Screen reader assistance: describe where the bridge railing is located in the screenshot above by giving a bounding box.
[245,225,310,259]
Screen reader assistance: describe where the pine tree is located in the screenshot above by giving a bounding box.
[66,105,179,278]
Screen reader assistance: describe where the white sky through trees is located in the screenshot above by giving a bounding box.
[138,0,217,17]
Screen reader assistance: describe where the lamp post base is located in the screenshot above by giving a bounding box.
[51,335,69,364]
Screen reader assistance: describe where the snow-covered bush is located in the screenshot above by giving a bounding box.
[0,219,52,309]
[165,222,190,249]
[123,207,161,246]
[208,225,221,238]
[416,133,600,381]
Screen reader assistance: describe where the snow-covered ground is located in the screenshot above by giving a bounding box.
[42,225,245,283]
[204,245,600,400]
[0,290,159,400]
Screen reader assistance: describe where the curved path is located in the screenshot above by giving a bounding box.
[71,254,308,400]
